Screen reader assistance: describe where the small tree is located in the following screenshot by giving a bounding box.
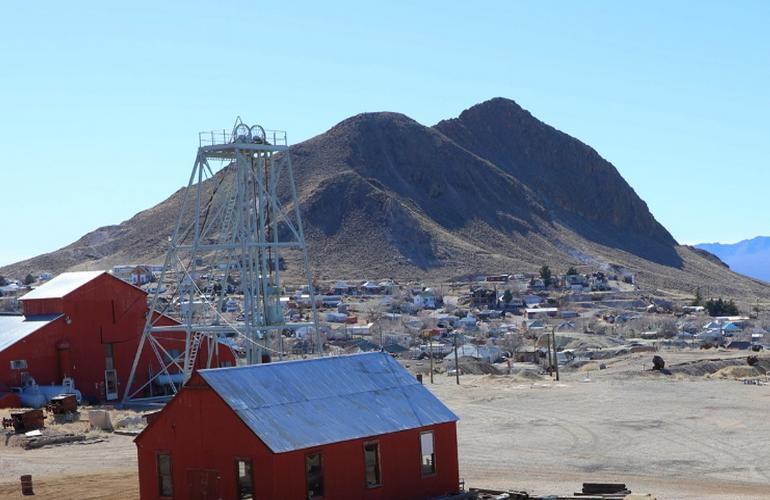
[23,273,36,286]
[704,297,739,317]
[566,266,578,276]
[658,319,678,339]
[502,289,513,305]
[691,287,703,306]
[0,275,7,287]
[539,265,552,286]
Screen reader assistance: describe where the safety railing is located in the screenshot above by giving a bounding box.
[198,128,287,147]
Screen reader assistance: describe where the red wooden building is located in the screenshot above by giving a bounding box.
[0,271,235,406]
[135,352,460,500]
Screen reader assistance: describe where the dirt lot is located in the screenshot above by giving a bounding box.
[1,351,769,499]
[0,433,138,499]
[429,351,770,499]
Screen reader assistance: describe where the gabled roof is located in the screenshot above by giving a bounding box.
[20,271,106,300]
[0,314,62,351]
[198,352,458,453]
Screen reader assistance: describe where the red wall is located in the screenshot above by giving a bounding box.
[0,318,65,389]
[136,375,459,500]
[22,298,63,315]
[2,273,235,402]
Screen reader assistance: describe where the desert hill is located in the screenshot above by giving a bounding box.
[3,98,769,300]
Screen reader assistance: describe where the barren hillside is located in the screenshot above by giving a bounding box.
[3,98,769,300]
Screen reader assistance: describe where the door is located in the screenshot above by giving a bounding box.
[187,469,221,500]
[104,369,118,401]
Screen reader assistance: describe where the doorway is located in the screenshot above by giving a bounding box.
[187,469,221,500]
[104,369,118,400]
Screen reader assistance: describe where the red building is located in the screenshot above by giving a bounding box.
[0,271,235,406]
[135,352,460,500]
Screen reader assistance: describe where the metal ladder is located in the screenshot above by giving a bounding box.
[185,331,204,376]
[201,189,239,302]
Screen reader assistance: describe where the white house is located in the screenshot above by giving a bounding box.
[413,288,438,309]
[346,323,374,336]
[445,344,503,363]
[525,307,558,319]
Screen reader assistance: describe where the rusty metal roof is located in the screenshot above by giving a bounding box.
[199,352,458,453]
[0,314,62,351]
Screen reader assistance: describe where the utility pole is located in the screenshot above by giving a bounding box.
[454,330,460,385]
[551,326,560,381]
[429,340,434,384]
[546,334,552,376]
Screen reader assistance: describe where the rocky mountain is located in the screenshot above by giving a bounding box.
[3,98,769,300]
[696,237,770,283]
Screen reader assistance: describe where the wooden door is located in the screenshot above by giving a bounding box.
[187,469,221,500]
[104,369,118,401]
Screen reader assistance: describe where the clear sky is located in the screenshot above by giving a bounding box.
[1,1,768,266]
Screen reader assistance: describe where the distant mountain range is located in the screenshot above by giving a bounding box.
[3,98,770,299]
[696,237,770,283]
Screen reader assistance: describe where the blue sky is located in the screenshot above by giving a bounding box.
[1,1,768,266]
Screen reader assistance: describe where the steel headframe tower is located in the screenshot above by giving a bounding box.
[122,118,321,405]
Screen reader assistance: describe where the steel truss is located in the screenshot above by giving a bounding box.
[121,118,320,405]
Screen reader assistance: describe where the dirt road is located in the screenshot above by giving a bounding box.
[1,352,769,499]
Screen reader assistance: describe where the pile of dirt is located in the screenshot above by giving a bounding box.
[559,335,624,351]
[568,360,602,372]
[456,357,503,375]
[707,366,766,380]
[667,358,748,377]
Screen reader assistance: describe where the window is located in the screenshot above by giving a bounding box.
[157,452,173,497]
[305,452,324,499]
[363,441,381,487]
[10,360,27,370]
[236,459,253,499]
[420,431,436,476]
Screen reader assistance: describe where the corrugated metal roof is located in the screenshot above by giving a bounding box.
[199,352,458,453]
[20,271,105,300]
[0,314,62,351]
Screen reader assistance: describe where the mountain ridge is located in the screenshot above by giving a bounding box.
[3,98,770,300]
[696,236,770,283]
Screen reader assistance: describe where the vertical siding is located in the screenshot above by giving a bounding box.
[0,319,65,390]
[136,380,459,500]
[2,273,235,401]
[22,298,64,315]
[136,383,275,500]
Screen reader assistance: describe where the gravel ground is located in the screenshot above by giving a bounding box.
[1,351,769,499]
[429,353,770,499]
